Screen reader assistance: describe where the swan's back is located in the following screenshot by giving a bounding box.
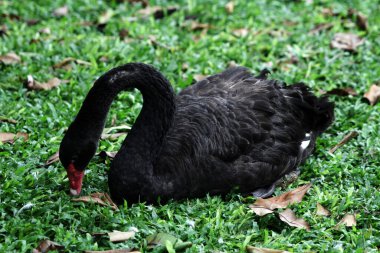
[153,67,333,201]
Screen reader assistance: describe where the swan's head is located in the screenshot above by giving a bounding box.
[59,130,98,196]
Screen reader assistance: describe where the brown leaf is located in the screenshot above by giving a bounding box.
[193,74,207,82]
[72,192,118,210]
[101,133,127,140]
[246,246,290,253]
[249,184,312,216]
[330,33,364,52]
[0,52,21,65]
[363,84,380,106]
[125,0,149,7]
[329,131,358,154]
[232,28,249,37]
[309,23,333,34]
[25,75,63,90]
[316,203,331,216]
[0,116,17,124]
[190,21,211,31]
[26,19,40,26]
[53,6,68,17]
[0,24,8,37]
[85,250,140,253]
[32,239,64,253]
[225,2,234,14]
[53,57,91,70]
[98,9,114,25]
[119,29,129,40]
[39,27,51,35]
[108,230,135,242]
[324,87,357,96]
[45,151,60,166]
[97,151,118,159]
[137,6,178,19]
[356,12,368,31]
[321,7,339,17]
[0,132,28,144]
[279,208,310,231]
[334,213,357,229]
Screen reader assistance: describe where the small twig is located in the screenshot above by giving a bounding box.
[329,131,358,154]
[0,116,17,124]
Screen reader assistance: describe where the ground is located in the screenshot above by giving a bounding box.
[0,0,379,252]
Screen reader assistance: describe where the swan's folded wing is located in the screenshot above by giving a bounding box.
[179,66,256,97]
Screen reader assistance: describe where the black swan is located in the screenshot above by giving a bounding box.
[59,63,334,205]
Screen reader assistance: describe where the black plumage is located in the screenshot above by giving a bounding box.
[59,63,334,205]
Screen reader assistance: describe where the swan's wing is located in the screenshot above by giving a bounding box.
[179,66,260,97]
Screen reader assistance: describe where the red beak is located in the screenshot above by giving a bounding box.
[67,163,84,196]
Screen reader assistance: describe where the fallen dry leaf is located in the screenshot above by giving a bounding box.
[39,27,51,34]
[246,246,290,253]
[324,87,358,96]
[53,6,68,17]
[0,116,17,124]
[98,151,118,159]
[0,24,8,37]
[53,57,91,70]
[329,131,358,154]
[363,84,380,106]
[108,230,135,242]
[32,239,64,253]
[355,12,368,31]
[72,192,118,210]
[137,6,178,19]
[190,21,211,31]
[279,208,310,231]
[98,9,114,25]
[126,0,149,7]
[225,2,234,14]
[232,28,249,37]
[334,213,357,229]
[249,184,312,216]
[0,52,21,65]
[85,250,140,253]
[25,75,63,90]
[330,33,364,52]
[309,23,333,34]
[119,28,129,40]
[45,151,60,166]
[321,7,339,17]
[26,19,40,26]
[316,203,331,216]
[193,74,207,82]
[0,132,28,144]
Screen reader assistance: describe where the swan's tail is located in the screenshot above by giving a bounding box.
[283,83,334,135]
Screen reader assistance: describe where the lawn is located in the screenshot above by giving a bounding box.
[1,0,380,252]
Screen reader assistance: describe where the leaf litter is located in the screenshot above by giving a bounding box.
[0,52,21,64]
[246,246,290,253]
[279,208,310,231]
[363,84,380,105]
[25,75,65,91]
[249,183,312,216]
[316,203,331,217]
[0,132,28,144]
[32,240,64,253]
[330,33,364,52]
[72,192,118,210]
[53,57,91,70]
[334,213,357,229]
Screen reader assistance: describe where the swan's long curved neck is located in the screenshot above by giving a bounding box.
[73,63,175,170]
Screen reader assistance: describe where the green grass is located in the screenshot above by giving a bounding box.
[1,0,380,252]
